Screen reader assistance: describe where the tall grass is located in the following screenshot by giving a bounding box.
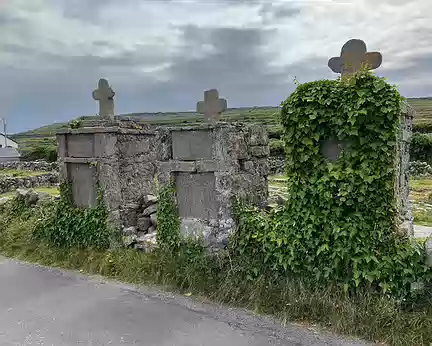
[0,200,431,345]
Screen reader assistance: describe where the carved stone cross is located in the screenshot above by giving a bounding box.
[92,78,115,120]
[328,39,382,78]
[196,89,227,123]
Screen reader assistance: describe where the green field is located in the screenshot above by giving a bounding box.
[10,98,432,154]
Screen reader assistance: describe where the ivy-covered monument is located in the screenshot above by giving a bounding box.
[56,83,269,249]
[235,39,424,295]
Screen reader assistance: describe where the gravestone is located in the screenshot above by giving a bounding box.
[196,89,227,123]
[328,39,382,77]
[92,78,115,120]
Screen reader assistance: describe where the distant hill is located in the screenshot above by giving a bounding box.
[9,99,432,154]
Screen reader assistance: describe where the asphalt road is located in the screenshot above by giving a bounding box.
[0,256,369,345]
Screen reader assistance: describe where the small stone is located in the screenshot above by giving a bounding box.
[150,213,157,226]
[142,195,158,209]
[122,226,137,236]
[137,217,151,232]
[135,231,157,253]
[148,226,156,234]
[122,234,137,247]
[142,204,157,217]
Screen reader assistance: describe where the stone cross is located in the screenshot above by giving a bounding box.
[196,89,227,123]
[92,78,115,120]
[328,39,382,78]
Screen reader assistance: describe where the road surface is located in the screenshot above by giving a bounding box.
[0,256,369,345]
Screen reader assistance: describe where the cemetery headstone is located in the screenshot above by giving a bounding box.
[196,89,227,123]
[92,78,115,120]
[328,39,382,77]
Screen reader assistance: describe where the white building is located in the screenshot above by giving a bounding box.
[0,134,18,149]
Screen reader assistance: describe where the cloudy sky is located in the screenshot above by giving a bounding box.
[1,0,431,133]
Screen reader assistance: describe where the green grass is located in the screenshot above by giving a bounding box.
[0,169,51,178]
[0,199,431,345]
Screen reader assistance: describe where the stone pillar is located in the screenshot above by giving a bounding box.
[396,102,414,236]
[56,122,159,230]
[157,123,269,248]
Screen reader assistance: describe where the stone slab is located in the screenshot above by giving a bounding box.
[67,134,94,158]
[67,163,98,208]
[172,130,213,160]
[176,172,218,220]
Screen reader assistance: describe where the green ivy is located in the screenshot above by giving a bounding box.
[32,183,111,249]
[233,71,431,297]
[156,183,181,252]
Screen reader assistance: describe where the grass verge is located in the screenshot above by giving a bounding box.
[0,200,431,345]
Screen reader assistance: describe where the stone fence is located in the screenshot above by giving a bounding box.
[0,173,59,194]
[0,160,58,172]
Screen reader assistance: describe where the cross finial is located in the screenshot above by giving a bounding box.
[92,78,115,120]
[196,89,227,124]
[328,39,382,78]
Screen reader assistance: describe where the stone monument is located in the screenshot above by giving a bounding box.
[197,89,227,123]
[92,78,115,120]
[328,39,382,77]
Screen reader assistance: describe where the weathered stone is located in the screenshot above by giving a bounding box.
[196,160,218,173]
[196,89,227,123]
[122,226,137,236]
[92,78,115,120]
[249,127,269,146]
[135,231,157,253]
[172,131,213,160]
[328,39,382,77]
[142,204,158,217]
[148,226,156,234]
[68,163,98,208]
[249,146,270,157]
[123,234,137,247]
[150,213,157,226]
[176,173,218,220]
[67,135,94,158]
[137,217,151,232]
[142,195,158,209]
[164,161,196,172]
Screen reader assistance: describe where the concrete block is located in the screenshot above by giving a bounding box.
[94,133,117,157]
[196,160,218,172]
[176,172,218,219]
[57,134,67,158]
[67,163,98,208]
[172,130,213,160]
[67,134,94,158]
[165,161,196,172]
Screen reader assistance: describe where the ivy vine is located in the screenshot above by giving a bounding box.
[156,183,181,252]
[234,71,431,297]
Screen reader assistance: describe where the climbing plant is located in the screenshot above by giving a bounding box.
[234,71,431,296]
[33,182,111,249]
[156,183,181,252]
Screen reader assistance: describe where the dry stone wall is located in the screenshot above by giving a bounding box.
[0,160,58,172]
[0,173,59,194]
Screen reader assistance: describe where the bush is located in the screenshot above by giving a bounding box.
[21,144,58,162]
[409,161,432,178]
[410,133,432,164]
[413,122,432,134]
[32,184,112,249]
[233,71,432,297]
[269,139,285,156]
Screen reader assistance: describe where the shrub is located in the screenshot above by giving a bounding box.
[269,139,285,156]
[21,144,58,162]
[32,183,112,249]
[409,161,432,178]
[410,133,432,164]
[233,71,431,297]
[413,122,432,134]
